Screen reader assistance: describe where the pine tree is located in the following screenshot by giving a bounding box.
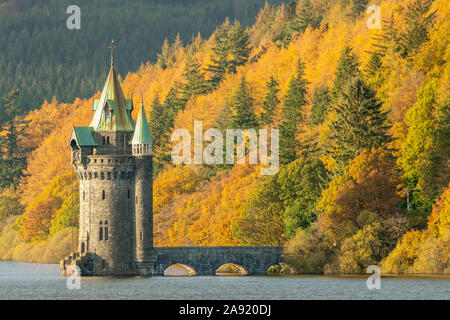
[163,87,183,122]
[216,100,234,132]
[232,75,258,129]
[0,89,31,189]
[260,76,280,126]
[399,0,436,58]
[309,86,331,126]
[206,19,231,89]
[327,77,390,170]
[365,52,383,78]
[149,94,175,176]
[149,95,168,148]
[273,1,300,47]
[296,0,322,31]
[279,60,308,164]
[331,46,361,101]
[227,21,251,74]
[178,55,209,107]
[341,0,370,19]
[365,52,384,89]
[371,15,399,55]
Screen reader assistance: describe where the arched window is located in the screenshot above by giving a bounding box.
[102,136,106,145]
[127,189,130,199]
[82,190,85,201]
[104,221,109,240]
[106,136,110,144]
[102,190,105,200]
[99,221,103,241]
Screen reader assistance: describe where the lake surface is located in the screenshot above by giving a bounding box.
[0,262,449,300]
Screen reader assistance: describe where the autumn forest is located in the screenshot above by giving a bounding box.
[0,0,449,274]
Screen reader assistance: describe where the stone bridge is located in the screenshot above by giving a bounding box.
[150,246,284,276]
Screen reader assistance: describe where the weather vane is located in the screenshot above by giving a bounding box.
[109,40,116,66]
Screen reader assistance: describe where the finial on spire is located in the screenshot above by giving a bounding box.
[109,40,116,67]
[140,90,144,107]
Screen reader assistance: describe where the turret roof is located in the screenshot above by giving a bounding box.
[89,41,134,131]
[131,101,152,144]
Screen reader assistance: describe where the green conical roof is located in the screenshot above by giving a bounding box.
[90,43,134,131]
[132,101,152,144]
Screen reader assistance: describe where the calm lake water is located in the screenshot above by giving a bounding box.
[0,261,449,300]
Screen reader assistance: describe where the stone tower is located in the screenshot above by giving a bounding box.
[131,100,154,275]
[65,42,153,276]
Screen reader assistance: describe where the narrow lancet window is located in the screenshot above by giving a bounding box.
[104,221,109,240]
[99,221,103,241]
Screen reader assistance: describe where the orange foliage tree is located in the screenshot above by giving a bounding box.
[319,148,402,243]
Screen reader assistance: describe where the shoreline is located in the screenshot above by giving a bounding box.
[1,260,449,278]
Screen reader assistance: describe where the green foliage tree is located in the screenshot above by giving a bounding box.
[49,193,79,236]
[399,82,450,205]
[260,76,280,126]
[277,157,329,236]
[231,76,258,129]
[206,20,232,89]
[327,77,390,170]
[149,95,168,148]
[309,86,331,126]
[284,222,333,274]
[0,190,25,228]
[0,90,32,190]
[399,0,436,58]
[331,47,361,101]
[279,59,308,164]
[207,20,251,89]
[339,0,370,20]
[178,55,209,106]
[232,173,285,246]
[233,157,329,244]
[227,21,251,74]
[149,94,175,175]
[296,0,322,31]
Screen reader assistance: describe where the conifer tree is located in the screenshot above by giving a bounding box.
[207,20,251,89]
[0,89,31,189]
[260,76,280,126]
[296,0,322,31]
[331,46,361,101]
[309,86,331,126]
[365,52,383,78]
[365,52,384,89]
[178,55,209,107]
[399,0,436,58]
[207,19,232,89]
[149,95,168,148]
[216,100,234,132]
[279,60,308,164]
[327,77,390,170]
[227,21,251,74]
[232,75,258,129]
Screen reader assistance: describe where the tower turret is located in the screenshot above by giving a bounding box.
[131,100,152,156]
[132,101,154,275]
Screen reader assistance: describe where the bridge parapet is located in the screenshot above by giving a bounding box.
[140,246,283,276]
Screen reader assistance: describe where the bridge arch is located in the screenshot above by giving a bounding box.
[215,263,248,276]
[266,262,297,275]
[163,263,196,276]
